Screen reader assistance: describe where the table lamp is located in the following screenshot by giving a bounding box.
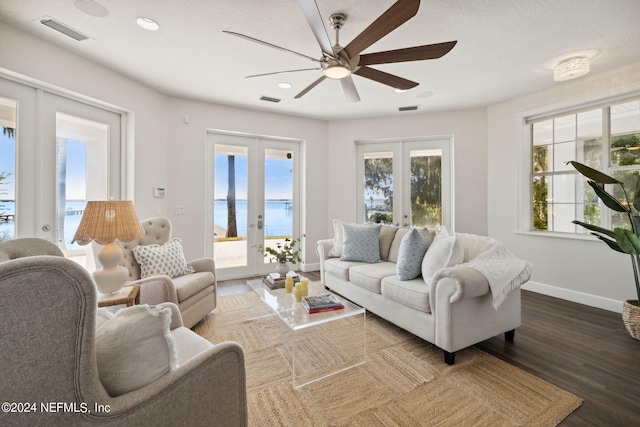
[72,200,145,294]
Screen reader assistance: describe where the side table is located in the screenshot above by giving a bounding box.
[98,284,140,308]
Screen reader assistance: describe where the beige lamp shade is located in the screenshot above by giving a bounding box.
[72,200,145,245]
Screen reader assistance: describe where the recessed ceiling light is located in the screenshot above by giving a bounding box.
[136,17,159,31]
[73,0,109,17]
[416,91,434,99]
[278,82,293,89]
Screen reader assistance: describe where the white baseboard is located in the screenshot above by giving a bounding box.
[301,262,320,273]
[522,281,623,313]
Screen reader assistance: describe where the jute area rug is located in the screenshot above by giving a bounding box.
[194,292,582,426]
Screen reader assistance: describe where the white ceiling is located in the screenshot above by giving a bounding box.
[2,0,640,120]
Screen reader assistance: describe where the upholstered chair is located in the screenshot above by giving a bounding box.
[100,216,216,328]
[0,239,247,426]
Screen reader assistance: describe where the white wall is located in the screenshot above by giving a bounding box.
[488,60,640,312]
[0,23,170,223]
[164,97,329,264]
[327,109,488,236]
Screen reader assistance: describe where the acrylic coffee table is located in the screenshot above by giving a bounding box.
[247,279,366,388]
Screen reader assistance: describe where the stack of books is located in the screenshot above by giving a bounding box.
[262,272,299,289]
[302,294,344,314]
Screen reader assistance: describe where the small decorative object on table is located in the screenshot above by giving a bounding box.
[254,235,305,274]
[302,294,344,314]
[262,272,299,290]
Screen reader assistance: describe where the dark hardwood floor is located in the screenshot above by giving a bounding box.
[217,273,640,425]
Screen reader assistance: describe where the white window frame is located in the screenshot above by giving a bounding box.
[519,92,640,239]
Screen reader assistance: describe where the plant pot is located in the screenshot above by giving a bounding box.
[275,262,289,276]
[622,299,640,341]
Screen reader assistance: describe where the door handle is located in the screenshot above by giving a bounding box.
[257,214,263,230]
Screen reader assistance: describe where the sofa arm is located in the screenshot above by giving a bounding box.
[316,239,334,261]
[429,266,490,309]
[86,342,247,425]
[188,257,216,274]
[128,275,180,306]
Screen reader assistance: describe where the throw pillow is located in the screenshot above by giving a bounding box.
[421,228,464,284]
[396,227,433,280]
[379,225,399,260]
[96,304,178,397]
[340,223,382,263]
[133,238,195,279]
[328,219,378,258]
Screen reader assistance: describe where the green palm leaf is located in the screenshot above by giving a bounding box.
[614,228,640,255]
[588,181,630,213]
[568,161,620,184]
[571,220,616,238]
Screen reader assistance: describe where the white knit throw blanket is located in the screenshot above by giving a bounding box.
[454,234,532,309]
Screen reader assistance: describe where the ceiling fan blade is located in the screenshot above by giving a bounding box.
[223,30,321,63]
[296,0,333,54]
[340,76,361,103]
[359,41,457,66]
[246,68,322,78]
[344,0,420,58]
[354,66,419,90]
[294,75,327,99]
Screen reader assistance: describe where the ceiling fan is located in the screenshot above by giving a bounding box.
[223,0,457,102]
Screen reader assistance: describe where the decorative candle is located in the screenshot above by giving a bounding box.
[294,284,303,302]
[300,277,309,296]
[285,276,294,293]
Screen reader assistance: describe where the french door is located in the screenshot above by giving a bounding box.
[0,77,123,257]
[205,131,301,280]
[356,137,452,230]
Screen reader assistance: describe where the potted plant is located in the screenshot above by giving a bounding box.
[254,235,304,276]
[569,160,640,340]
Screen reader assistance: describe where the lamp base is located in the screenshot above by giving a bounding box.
[94,241,129,294]
[93,266,129,294]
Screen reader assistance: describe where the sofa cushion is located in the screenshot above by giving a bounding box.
[328,219,375,257]
[379,225,399,260]
[387,228,411,263]
[96,304,178,397]
[396,228,432,280]
[133,238,195,279]
[172,271,215,302]
[341,223,382,263]
[349,262,397,293]
[324,258,367,282]
[421,228,464,285]
[381,276,431,313]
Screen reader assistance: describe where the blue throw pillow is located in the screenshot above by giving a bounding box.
[340,223,382,263]
[396,227,432,280]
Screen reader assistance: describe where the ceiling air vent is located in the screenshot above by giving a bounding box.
[40,17,90,41]
[259,96,281,103]
[398,105,419,112]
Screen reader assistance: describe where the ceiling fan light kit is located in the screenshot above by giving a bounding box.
[553,56,590,82]
[224,0,456,103]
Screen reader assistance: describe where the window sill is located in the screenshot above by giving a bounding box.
[515,230,602,242]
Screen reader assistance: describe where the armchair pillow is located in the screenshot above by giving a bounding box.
[133,238,195,279]
[396,227,432,280]
[340,223,382,263]
[96,304,178,396]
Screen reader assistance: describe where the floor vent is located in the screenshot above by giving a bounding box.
[398,105,419,112]
[40,17,90,41]
[260,96,281,103]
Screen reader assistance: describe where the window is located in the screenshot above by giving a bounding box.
[530,98,640,234]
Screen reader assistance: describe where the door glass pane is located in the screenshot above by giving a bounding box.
[0,97,16,242]
[56,113,108,255]
[363,152,393,223]
[410,149,442,228]
[263,148,294,265]
[213,144,248,268]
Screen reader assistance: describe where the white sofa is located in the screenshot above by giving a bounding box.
[316,224,532,364]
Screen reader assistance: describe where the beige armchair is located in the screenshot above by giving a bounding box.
[0,238,247,426]
[103,216,216,328]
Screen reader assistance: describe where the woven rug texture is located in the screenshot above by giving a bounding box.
[194,292,582,426]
